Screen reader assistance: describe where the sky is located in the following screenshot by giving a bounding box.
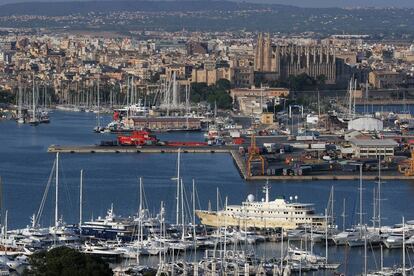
[0,0,413,8]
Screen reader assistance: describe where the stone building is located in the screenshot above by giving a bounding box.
[369,71,403,89]
[233,66,254,87]
[254,33,337,84]
[191,67,232,85]
[254,33,276,72]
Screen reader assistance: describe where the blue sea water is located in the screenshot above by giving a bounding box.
[0,111,413,274]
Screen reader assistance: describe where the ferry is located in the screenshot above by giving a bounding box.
[196,186,327,230]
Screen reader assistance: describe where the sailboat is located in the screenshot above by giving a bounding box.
[16,77,25,124]
[93,77,104,133]
[28,77,40,126]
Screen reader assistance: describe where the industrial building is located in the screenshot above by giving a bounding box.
[125,117,202,131]
[350,139,398,158]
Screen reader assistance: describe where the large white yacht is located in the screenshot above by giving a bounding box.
[196,186,327,230]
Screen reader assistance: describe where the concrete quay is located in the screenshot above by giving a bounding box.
[47,144,414,181]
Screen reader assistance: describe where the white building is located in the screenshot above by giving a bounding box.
[348,117,383,131]
[350,139,398,158]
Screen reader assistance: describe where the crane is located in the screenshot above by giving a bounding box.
[247,132,265,177]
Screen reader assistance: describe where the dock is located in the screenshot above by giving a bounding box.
[48,144,235,154]
[47,144,414,181]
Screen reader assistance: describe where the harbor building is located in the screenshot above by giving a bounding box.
[350,139,398,159]
[125,117,202,131]
[230,86,289,100]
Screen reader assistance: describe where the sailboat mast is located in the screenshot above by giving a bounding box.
[342,198,346,231]
[55,152,59,228]
[364,225,367,276]
[325,208,328,265]
[139,177,143,257]
[378,158,381,229]
[403,216,406,276]
[97,77,100,128]
[280,227,284,271]
[192,179,196,261]
[181,179,184,240]
[32,75,36,120]
[359,165,363,226]
[79,169,83,228]
[176,148,181,225]
[330,186,334,225]
[4,210,7,241]
[18,76,22,119]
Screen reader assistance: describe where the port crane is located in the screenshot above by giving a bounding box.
[402,151,414,176]
[246,132,265,177]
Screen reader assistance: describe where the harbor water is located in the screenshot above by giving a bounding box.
[0,111,413,275]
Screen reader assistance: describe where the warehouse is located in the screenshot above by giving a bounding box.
[125,116,201,131]
[350,139,398,158]
[348,117,383,131]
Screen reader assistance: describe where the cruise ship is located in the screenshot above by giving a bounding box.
[196,186,327,230]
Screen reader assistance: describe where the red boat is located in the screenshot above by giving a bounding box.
[165,141,208,147]
[117,131,158,146]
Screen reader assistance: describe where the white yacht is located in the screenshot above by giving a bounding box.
[81,205,136,241]
[196,186,327,230]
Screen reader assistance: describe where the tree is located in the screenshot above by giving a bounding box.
[190,81,232,109]
[216,78,231,90]
[315,74,327,90]
[23,247,113,276]
[0,90,15,104]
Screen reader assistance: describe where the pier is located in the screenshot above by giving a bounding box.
[48,144,414,181]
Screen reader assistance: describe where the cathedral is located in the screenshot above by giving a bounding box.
[254,33,337,84]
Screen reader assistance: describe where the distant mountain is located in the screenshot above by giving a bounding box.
[230,0,414,8]
[0,0,414,8]
[0,0,297,16]
[0,0,413,37]
[0,0,278,16]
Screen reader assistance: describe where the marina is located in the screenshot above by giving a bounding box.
[0,111,414,275]
[0,5,414,274]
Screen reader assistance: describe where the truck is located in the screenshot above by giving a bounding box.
[263,143,277,153]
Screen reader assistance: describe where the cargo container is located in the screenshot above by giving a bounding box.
[310,143,326,150]
[229,130,241,138]
[233,138,244,145]
[296,135,317,141]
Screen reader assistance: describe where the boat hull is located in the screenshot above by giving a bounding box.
[196,211,304,230]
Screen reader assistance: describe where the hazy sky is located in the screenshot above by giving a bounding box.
[0,0,413,8]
